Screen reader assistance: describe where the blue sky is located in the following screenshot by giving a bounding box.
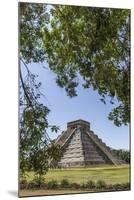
[22,62,130,150]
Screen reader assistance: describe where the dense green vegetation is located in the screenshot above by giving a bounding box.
[45,6,130,127]
[112,149,130,163]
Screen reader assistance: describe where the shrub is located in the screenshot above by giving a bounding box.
[96,180,106,189]
[81,183,86,189]
[105,184,114,190]
[26,182,35,189]
[112,183,122,190]
[60,179,70,188]
[32,175,45,188]
[70,182,80,189]
[122,182,130,189]
[112,183,130,191]
[47,180,58,189]
[20,179,27,185]
[20,179,28,189]
[86,180,95,189]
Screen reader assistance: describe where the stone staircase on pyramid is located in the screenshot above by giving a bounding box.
[53,119,125,168]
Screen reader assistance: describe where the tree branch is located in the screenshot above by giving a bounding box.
[20,57,30,75]
[19,66,32,107]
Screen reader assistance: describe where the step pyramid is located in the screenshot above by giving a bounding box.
[54,119,125,168]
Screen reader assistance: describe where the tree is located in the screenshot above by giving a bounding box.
[44,5,130,126]
[19,3,62,180]
[112,149,130,163]
[19,60,62,180]
[19,2,49,63]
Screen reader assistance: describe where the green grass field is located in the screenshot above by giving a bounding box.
[26,164,130,185]
[20,165,130,197]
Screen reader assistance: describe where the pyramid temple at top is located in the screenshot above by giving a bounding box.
[52,119,125,168]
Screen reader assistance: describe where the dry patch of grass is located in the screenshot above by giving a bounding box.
[19,189,93,197]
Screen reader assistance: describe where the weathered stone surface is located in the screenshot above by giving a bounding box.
[54,119,125,168]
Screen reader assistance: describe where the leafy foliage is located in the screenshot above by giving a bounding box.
[86,180,95,188]
[112,149,130,163]
[44,5,130,126]
[47,180,58,189]
[19,3,63,179]
[19,2,49,63]
[60,179,70,188]
[20,3,130,127]
[20,177,130,190]
[19,60,62,178]
[31,175,46,188]
[96,180,106,189]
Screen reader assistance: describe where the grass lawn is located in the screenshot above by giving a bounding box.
[20,165,130,197]
[25,164,130,185]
